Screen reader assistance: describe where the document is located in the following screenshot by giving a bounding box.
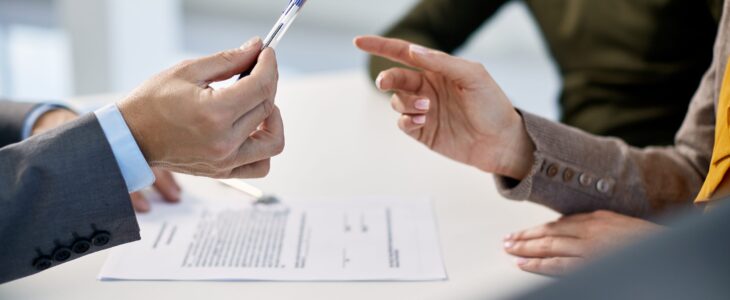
[99,180,447,281]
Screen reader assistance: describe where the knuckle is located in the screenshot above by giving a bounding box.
[196,107,223,127]
[257,79,275,98]
[539,237,555,253]
[262,99,275,116]
[216,50,236,64]
[390,96,400,111]
[254,160,271,178]
[172,59,196,77]
[272,135,286,155]
[538,224,552,236]
[209,140,234,159]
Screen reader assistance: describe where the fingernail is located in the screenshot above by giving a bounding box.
[504,234,513,241]
[409,44,431,56]
[414,99,430,110]
[240,36,262,50]
[375,73,385,91]
[412,115,426,125]
[516,257,528,266]
[503,241,514,249]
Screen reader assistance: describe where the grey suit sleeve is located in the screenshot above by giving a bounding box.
[0,113,140,284]
[0,101,42,147]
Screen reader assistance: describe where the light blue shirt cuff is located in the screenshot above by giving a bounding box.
[21,104,66,140]
[94,104,156,193]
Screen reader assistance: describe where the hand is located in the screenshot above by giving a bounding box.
[31,108,78,136]
[354,36,535,179]
[118,37,285,179]
[503,210,663,276]
[130,168,181,213]
[29,109,184,212]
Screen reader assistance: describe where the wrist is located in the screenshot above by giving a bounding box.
[117,100,159,165]
[494,111,535,180]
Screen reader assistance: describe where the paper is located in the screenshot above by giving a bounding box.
[99,181,447,281]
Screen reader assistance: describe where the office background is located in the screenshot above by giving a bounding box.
[0,0,559,120]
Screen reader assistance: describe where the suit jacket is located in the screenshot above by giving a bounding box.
[371,0,722,147]
[495,2,730,218]
[507,200,730,300]
[0,102,139,284]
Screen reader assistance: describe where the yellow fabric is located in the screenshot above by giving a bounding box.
[696,62,730,203]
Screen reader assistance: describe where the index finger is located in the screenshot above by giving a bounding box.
[354,35,419,69]
[355,35,486,86]
[509,219,586,241]
[215,48,279,112]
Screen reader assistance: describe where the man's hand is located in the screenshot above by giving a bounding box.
[118,37,284,179]
[31,109,78,136]
[30,108,181,213]
[354,36,534,180]
[503,210,663,276]
[130,168,181,212]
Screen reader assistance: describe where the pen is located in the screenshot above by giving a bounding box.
[237,0,309,79]
[218,179,280,204]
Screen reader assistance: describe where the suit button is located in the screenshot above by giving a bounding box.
[546,164,559,178]
[72,239,91,254]
[52,247,72,262]
[579,173,594,186]
[563,168,575,182]
[597,178,615,194]
[33,256,53,271]
[91,231,111,247]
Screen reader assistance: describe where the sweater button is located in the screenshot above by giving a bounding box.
[596,178,615,194]
[546,164,559,178]
[563,168,575,182]
[579,173,594,186]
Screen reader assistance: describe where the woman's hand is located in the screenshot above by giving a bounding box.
[504,210,663,276]
[354,36,535,179]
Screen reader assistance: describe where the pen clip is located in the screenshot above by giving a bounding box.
[237,0,306,80]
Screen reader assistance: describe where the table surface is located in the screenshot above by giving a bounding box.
[0,70,558,300]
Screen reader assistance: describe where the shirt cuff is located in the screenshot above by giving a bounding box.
[94,104,155,193]
[21,104,67,140]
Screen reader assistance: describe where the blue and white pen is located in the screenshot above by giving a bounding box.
[237,0,308,79]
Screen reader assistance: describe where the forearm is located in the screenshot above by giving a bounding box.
[0,114,140,284]
[368,0,508,80]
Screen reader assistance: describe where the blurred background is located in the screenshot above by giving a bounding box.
[0,0,559,119]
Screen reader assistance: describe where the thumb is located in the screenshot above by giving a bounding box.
[408,44,486,87]
[185,37,263,84]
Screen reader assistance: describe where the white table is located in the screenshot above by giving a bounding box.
[0,71,558,300]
